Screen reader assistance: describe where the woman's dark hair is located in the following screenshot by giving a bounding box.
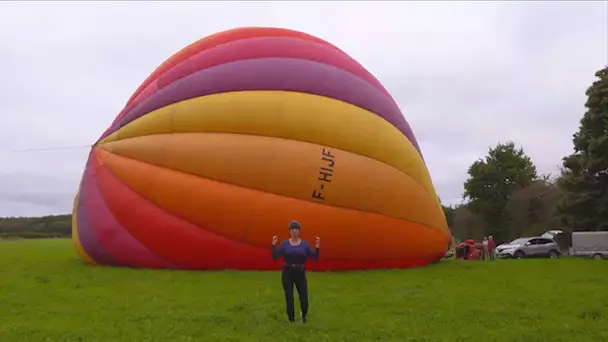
[288,220,301,230]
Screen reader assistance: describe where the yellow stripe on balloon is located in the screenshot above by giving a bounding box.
[99,91,439,201]
[71,186,96,265]
[98,132,446,232]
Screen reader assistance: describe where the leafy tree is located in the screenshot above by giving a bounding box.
[451,205,485,241]
[557,66,608,231]
[463,141,538,242]
[505,179,562,240]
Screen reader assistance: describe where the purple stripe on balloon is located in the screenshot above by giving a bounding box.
[154,36,393,102]
[83,158,177,269]
[101,57,422,154]
[77,154,117,266]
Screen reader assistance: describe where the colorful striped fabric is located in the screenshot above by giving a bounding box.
[73,27,451,271]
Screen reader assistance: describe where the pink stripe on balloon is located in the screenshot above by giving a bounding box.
[121,36,394,121]
[76,155,117,266]
[83,154,176,269]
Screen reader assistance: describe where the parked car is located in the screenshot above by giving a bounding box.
[495,237,561,259]
[570,231,608,260]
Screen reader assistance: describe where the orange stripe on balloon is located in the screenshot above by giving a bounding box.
[98,132,445,231]
[96,148,449,261]
[91,149,276,270]
[93,148,444,270]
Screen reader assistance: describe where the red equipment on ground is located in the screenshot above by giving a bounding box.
[455,239,483,260]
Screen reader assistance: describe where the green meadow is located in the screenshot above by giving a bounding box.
[0,239,606,342]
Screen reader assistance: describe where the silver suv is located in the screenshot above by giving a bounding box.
[495,237,561,259]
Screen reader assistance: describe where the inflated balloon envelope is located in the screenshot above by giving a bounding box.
[72,26,452,271]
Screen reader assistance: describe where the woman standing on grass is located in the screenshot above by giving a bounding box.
[271,220,320,324]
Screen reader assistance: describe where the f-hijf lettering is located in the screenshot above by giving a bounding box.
[312,148,335,201]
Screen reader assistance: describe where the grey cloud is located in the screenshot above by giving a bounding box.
[0,1,606,216]
[0,148,88,216]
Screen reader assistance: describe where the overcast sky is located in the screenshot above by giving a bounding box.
[0,1,606,217]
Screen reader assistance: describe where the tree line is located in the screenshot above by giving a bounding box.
[1,67,606,243]
[0,215,71,239]
[442,66,608,245]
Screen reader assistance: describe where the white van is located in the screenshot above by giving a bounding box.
[570,231,608,260]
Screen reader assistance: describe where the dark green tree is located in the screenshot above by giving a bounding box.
[441,204,456,229]
[463,141,538,241]
[557,66,608,232]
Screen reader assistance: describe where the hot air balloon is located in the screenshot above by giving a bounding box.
[72,27,451,271]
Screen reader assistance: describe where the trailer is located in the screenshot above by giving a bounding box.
[570,231,608,260]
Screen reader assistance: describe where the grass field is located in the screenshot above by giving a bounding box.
[1,239,607,342]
